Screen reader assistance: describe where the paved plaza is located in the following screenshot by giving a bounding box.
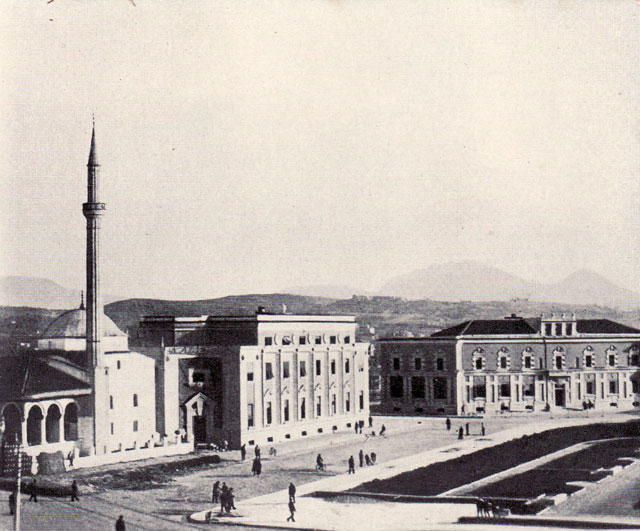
[1,411,639,530]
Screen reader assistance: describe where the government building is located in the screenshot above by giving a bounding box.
[378,314,640,416]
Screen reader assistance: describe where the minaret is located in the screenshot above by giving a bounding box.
[82,121,109,454]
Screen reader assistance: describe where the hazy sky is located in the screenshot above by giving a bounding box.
[1,1,639,300]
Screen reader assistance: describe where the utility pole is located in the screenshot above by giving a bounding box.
[15,444,22,531]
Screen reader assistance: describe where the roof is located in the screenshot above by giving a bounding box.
[41,308,126,339]
[431,317,640,337]
[0,356,91,401]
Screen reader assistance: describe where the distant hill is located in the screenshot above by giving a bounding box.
[380,261,640,309]
[284,284,371,299]
[0,276,122,309]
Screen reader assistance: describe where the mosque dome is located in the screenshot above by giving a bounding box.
[41,308,126,339]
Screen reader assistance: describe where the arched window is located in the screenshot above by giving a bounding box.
[2,404,22,444]
[27,406,44,446]
[45,404,61,443]
[64,403,79,441]
[497,348,510,370]
[472,348,485,371]
[553,347,565,370]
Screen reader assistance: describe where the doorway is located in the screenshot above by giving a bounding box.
[555,385,566,407]
[193,415,206,443]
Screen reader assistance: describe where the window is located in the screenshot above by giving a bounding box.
[609,379,617,394]
[555,356,563,370]
[345,359,350,373]
[523,375,535,397]
[283,361,290,379]
[393,358,400,370]
[359,391,364,410]
[555,323,562,336]
[433,377,447,399]
[247,404,254,428]
[633,380,639,393]
[266,402,272,424]
[247,371,254,381]
[545,323,552,335]
[110,395,114,409]
[265,363,274,380]
[192,371,205,383]
[631,353,640,366]
[345,392,351,412]
[316,359,321,376]
[110,423,114,435]
[566,323,573,335]
[282,336,291,346]
[316,396,322,417]
[344,336,350,344]
[117,360,121,370]
[472,376,486,399]
[411,376,425,399]
[390,376,404,398]
[436,358,444,371]
[498,375,510,397]
[500,357,508,369]
[586,377,595,395]
[300,361,307,377]
[133,420,138,432]
[284,400,290,422]
[133,394,138,407]
[475,358,483,370]
[315,336,322,345]
[331,394,336,414]
[299,336,307,345]
[300,398,306,419]
[585,355,593,368]
[609,354,616,367]
[415,358,422,370]
[331,360,336,375]
[265,337,273,346]
[330,336,337,344]
[524,356,532,369]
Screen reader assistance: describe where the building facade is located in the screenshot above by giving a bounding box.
[140,313,371,449]
[378,314,640,416]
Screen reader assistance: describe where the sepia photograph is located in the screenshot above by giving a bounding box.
[1,1,639,530]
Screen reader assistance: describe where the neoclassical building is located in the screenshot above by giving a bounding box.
[139,312,371,449]
[378,314,640,416]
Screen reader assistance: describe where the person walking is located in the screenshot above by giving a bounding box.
[348,455,355,474]
[368,415,373,428]
[212,481,220,503]
[365,454,371,466]
[316,454,324,471]
[9,491,15,516]
[354,423,358,435]
[371,452,377,465]
[240,444,246,461]
[67,450,75,468]
[359,449,364,467]
[220,483,229,514]
[458,426,464,440]
[227,488,236,511]
[256,458,262,476]
[29,479,37,502]
[379,424,386,436]
[115,515,126,531]
[287,499,296,522]
[255,445,261,459]
[288,482,296,503]
[481,423,486,436]
[252,457,259,476]
[446,417,451,431]
[70,480,79,502]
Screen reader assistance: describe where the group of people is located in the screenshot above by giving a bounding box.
[211,480,237,515]
[445,418,486,439]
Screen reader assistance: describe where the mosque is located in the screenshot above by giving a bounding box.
[0,125,370,472]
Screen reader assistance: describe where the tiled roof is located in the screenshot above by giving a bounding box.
[576,319,640,334]
[0,356,90,401]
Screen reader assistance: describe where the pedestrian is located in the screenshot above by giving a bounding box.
[354,423,358,435]
[71,480,79,502]
[240,444,246,461]
[269,446,277,457]
[29,479,37,502]
[67,450,75,468]
[371,452,377,465]
[316,453,324,471]
[465,423,469,436]
[287,499,296,522]
[348,455,355,474]
[368,415,373,428]
[359,449,364,467]
[227,488,236,511]
[220,483,229,514]
[289,482,296,503]
[212,481,220,503]
[481,423,486,436]
[255,444,261,458]
[256,458,262,476]
[446,417,451,431]
[365,454,371,466]
[9,491,15,516]
[252,457,260,476]
[115,515,126,531]
[360,420,365,433]
[379,424,386,436]
[458,426,464,440]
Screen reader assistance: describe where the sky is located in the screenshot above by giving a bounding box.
[1,1,639,300]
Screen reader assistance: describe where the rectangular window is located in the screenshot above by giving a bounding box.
[411,376,425,399]
[264,337,273,346]
[110,395,113,409]
[300,361,307,377]
[433,377,447,399]
[475,358,483,370]
[192,371,205,383]
[283,361,290,379]
[472,376,486,399]
[609,354,616,367]
[299,336,307,345]
[331,360,336,375]
[524,356,532,369]
[344,336,350,344]
[300,398,306,419]
[500,357,508,369]
[110,423,114,435]
[632,354,639,366]
[523,375,535,397]
[330,335,337,344]
[133,420,138,432]
[436,358,444,371]
[545,323,552,335]
[566,323,573,335]
[345,359,350,373]
[265,362,274,380]
[633,380,640,393]
[359,390,364,410]
[345,392,351,412]
[133,394,138,407]
[316,359,321,376]
[585,355,593,368]
[415,358,422,370]
[586,379,595,395]
[316,396,322,417]
[393,357,400,371]
[555,356,563,370]
[609,374,619,394]
[284,400,290,422]
[390,376,404,398]
[498,375,511,397]
[555,323,562,336]
[315,336,322,345]
[282,336,292,346]
[266,402,272,425]
[247,371,254,382]
[247,404,254,428]
[331,394,336,414]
